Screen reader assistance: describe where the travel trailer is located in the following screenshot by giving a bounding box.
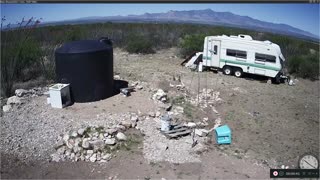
[185,34,287,83]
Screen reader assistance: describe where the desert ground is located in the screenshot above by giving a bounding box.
[1,48,319,179]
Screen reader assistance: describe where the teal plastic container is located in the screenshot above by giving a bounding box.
[215,125,232,144]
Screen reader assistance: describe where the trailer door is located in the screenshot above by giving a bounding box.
[210,40,221,67]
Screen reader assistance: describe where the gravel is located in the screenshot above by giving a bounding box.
[137,116,202,163]
[0,96,132,163]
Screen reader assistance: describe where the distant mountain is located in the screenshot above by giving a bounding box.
[3,9,319,41]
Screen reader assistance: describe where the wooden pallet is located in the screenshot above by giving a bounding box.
[161,124,192,139]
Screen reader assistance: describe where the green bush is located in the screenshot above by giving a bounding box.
[125,35,155,54]
[288,53,319,80]
[178,34,206,57]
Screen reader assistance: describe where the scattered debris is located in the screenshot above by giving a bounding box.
[189,89,222,108]
[120,87,135,97]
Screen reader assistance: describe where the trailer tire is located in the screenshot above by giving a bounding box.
[272,74,281,84]
[234,68,243,78]
[223,66,232,75]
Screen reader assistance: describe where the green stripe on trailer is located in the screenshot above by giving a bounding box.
[220,59,280,71]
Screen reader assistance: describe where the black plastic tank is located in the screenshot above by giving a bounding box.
[55,38,113,103]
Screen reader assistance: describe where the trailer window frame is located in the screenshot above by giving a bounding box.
[255,53,276,63]
[226,49,247,59]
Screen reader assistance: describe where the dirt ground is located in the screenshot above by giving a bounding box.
[1,48,319,179]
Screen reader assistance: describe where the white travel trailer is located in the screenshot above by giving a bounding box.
[185,34,287,83]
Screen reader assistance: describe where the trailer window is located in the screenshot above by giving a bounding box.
[255,53,276,63]
[226,49,236,57]
[226,49,247,59]
[214,45,218,55]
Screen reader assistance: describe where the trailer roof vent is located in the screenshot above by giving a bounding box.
[238,34,253,40]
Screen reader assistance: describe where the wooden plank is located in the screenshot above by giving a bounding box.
[166,129,192,138]
[163,127,189,134]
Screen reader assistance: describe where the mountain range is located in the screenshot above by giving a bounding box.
[6,9,319,41]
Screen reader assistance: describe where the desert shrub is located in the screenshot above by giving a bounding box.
[288,53,319,80]
[178,34,206,58]
[125,35,155,54]
[1,17,43,97]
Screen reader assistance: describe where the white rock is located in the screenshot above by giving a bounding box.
[90,139,104,150]
[136,85,143,90]
[15,89,28,97]
[87,150,94,155]
[73,146,81,153]
[102,153,112,160]
[57,146,66,155]
[148,112,155,117]
[155,111,161,117]
[116,125,126,131]
[175,106,184,113]
[105,138,116,145]
[66,139,75,149]
[131,115,139,122]
[99,133,104,139]
[90,154,97,162]
[65,150,71,156]
[51,153,61,162]
[63,134,70,143]
[77,128,85,136]
[120,121,132,128]
[114,75,120,80]
[186,122,197,128]
[70,131,78,138]
[7,96,21,105]
[116,132,127,141]
[2,105,12,112]
[70,153,75,159]
[105,128,117,135]
[195,129,209,137]
[82,138,90,149]
[281,165,285,169]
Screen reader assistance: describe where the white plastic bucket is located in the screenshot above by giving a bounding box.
[161,114,171,131]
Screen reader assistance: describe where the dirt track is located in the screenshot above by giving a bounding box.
[1,48,319,179]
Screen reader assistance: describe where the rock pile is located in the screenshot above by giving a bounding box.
[51,124,133,163]
[2,87,48,113]
[152,89,167,103]
[15,87,48,98]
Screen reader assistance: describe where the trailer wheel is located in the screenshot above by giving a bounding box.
[223,66,232,75]
[234,68,243,78]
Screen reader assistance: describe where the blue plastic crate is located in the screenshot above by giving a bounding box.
[215,125,232,144]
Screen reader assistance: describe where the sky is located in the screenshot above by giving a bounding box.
[1,3,319,36]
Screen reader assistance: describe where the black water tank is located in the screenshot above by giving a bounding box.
[55,38,113,103]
